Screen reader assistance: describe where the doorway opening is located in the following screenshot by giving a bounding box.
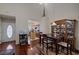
[0,14,16,43]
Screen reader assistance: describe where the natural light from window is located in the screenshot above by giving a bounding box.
[7,25,13,38]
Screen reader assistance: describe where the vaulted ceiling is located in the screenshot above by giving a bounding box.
[0,3,79,21]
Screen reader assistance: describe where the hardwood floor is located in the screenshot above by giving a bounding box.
[0,40,42,55]
[16,39,42,55]
[16,45,44,55]
[16,45,28,55]
[0,41,15,52]
[0,40,78,55]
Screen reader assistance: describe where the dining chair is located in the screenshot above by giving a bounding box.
[42,34,53,54]
[57,38,73,55]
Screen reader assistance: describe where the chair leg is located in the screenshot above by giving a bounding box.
[67,47,68,55]
[46,44,48,55]
[70,47,72,55]
[46,48,48,55]
[57,45,60,54]
[40,39,41,46]
[51,43,53,51]
[61,47,63,53]
[56,44,58,55]
[42,43,44,51]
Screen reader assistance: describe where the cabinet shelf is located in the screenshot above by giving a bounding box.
[51,19,76,48]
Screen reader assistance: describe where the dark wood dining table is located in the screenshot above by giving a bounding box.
[47,34,61,55]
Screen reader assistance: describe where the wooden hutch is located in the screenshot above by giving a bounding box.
[51,19,76,48]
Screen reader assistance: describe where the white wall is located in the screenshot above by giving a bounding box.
[75,21,79,50]
[0,18,1,44]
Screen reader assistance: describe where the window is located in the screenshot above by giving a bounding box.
[7,25,13,38]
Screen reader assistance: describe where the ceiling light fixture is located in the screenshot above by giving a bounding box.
[40,3,46,17]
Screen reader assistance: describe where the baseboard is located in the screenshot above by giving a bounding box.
[0,42,1,44]
[1,40,15,44]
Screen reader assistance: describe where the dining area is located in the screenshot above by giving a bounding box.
[38,19,77,55]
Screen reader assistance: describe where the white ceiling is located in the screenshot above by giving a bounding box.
[0,3,79,21]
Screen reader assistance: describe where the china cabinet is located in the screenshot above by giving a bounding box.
[51,19,76,48]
